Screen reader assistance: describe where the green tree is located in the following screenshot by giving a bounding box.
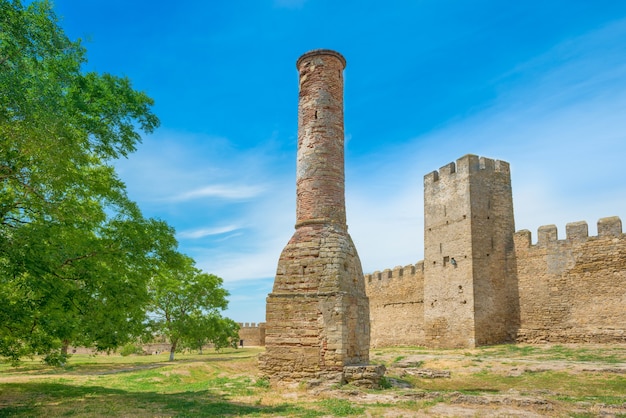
[183,313,240,354]
[206,315,240,351]
[148,255,233,361]
[0,0,174,363]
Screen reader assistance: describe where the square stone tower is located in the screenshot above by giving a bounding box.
[423,154,518,348]
[259,50,372,384]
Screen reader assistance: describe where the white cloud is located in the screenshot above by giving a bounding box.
[168,184,266,202]
[177,225,241,239]
[212,234,287,282]
[115,130,277,205]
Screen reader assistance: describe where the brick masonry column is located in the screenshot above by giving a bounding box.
[295,49,347,229]
[259,50,377,386]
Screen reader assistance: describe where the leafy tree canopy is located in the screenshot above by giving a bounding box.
[0,0,187,363]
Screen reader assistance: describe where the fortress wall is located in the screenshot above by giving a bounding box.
[238,322,266,346]
[365,216,626,348]
[514,217,626,343]
[365,262,425,348]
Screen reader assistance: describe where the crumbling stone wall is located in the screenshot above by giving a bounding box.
[514,217,626,343]
[365,263,424,348]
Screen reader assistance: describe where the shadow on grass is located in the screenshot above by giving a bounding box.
[0,382,315,417]
[2,356,259,378]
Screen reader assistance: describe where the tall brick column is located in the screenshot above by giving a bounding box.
[295,49,347,229]
[259,49,374,385]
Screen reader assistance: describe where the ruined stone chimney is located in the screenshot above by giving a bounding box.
[259,49,376,385]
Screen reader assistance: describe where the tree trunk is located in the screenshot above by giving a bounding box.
[169,339,177,361]
[61,340,69,356]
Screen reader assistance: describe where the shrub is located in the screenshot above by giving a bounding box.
[120,344,143,356]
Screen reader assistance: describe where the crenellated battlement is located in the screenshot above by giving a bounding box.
[365,262,424,283]
[237,322,266,328]
[514,216,623,247]
[424,154,510,186]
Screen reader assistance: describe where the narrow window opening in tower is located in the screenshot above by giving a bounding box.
[439,243,442,254]
[443,256,449,266]
[314,111,317,119]
[444,205,447,216]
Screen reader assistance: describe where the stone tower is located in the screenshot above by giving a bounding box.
[423,154,518,348]
[259,49,371,384]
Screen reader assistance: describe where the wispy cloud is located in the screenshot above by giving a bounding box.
[168,184,266,202]
[177,225,242,239]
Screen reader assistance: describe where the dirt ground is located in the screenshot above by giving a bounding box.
[274,344,626,417]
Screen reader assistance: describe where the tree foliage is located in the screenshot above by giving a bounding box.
[183,313,240,354]
[148,255,237,361]
[0,0,183,363]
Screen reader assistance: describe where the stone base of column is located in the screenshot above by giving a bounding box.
[342,364,387,388]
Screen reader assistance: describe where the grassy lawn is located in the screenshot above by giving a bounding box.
[1,345,625,417]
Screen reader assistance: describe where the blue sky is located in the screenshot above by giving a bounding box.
[52,1,626,323]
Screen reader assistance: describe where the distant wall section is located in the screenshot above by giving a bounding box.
[365,263,424,348]
[238,322,266,346]
[514,217,626,343]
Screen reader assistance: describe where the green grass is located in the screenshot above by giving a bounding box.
[0,349,309,417]
[317,399,365,416]
[1,345,625,417]
[474,343,625,364]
